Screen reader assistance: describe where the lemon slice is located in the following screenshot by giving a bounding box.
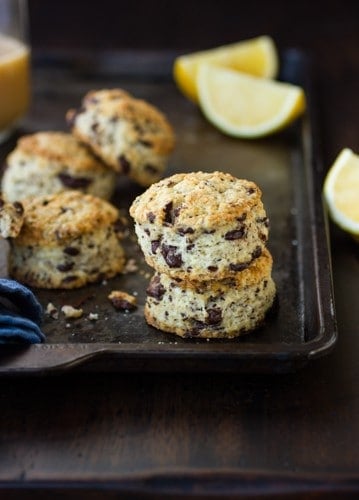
[173,36,278,103]
[323,148,359,238]
[197,64,305,138]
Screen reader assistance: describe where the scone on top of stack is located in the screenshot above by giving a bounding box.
[9,190,126,289]
[1,132,117,202]
[66,88,176,187]
[130,171,276,339]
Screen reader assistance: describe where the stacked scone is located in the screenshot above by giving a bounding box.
[130,171,276,339]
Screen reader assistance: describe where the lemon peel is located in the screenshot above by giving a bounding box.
[323,148,359,238]
[196,64,305,138]
[173,36,278,103]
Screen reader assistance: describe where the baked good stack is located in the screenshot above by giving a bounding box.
[130,171,276,339]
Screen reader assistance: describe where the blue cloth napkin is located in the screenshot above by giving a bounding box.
[0,279,45,344]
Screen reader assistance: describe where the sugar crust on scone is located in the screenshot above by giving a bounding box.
[9,190,126,289]
[2,131,116,201]
[130,171,269,280]
[67,88,175,187]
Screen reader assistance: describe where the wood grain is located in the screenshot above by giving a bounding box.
[0,1,359,497]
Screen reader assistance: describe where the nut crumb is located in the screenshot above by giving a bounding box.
[108,290,137,312]
[61,305,83,319]
[45,302,58,319]
[88,312,99,321]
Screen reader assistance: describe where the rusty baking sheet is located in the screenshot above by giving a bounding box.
[0,49,337,373]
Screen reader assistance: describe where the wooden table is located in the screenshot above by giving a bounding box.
[1,2,359,498]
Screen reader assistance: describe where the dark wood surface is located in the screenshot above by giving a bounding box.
[1,1,359,498]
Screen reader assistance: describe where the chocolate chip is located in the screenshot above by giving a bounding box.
[207,266,218,272]
[188,320,207,336]
[110,298,137,311]
[144,228,150,236]
[61,275,77,283]
[187,244,195,251]
[147,212,156,223]
[237,213,247,222]
[259,232,267,242]
[163,201,174,225]
[13,201,24,215]
[91,122,99,133]
[113,218,126,233]
[57,262,74,272]
[118,154,131,174]
[247,187,255,195]
[252,246,262,259]
[145,164,158,174]
[206,307,222,325]
[161,244,183,268]
[63,246,80,256]
[151,240,161,254]
[230,262,249,272]
[140,140,153,147]
[224,227,246,240]
[0,198,4,208]
[58,173,92,189]
[147,275,166,300]
[256,216,269,227]
[178,227,194,236]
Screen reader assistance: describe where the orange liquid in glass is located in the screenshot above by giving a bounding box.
[0,34,30,130]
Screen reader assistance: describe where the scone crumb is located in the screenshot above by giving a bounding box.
[88,312,99,321]
[61,305,83,319]
[45,302,59,319]
[122,258,139,274]
[108,290,137,312]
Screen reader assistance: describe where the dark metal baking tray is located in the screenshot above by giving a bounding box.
[0,49,337,374]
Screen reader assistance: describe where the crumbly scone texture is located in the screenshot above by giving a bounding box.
[145,249,276,338]
[1,131,116,201]
[130,171,269,280]
[9,190,126,289]
[0,194,24,238]
[66,88,175,187]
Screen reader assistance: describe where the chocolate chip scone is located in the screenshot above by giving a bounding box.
[9,190,126,289]
[66,89,175,187]
[0,194,24,238]
[145,248,276,339]
[1,131,117,202]
[130,171,269,281]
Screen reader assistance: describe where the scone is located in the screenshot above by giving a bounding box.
[9,190,126,289]
[0,194,24,238]
[130,171,269,281]
[66,89,175,187]
[145,249,276,338]
[1,131,117,202]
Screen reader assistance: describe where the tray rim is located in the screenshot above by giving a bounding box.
[0,48,337,374]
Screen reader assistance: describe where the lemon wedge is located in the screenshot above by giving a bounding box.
[173,36,278,103]
[196,64,305,138]
[323,148,359,238]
